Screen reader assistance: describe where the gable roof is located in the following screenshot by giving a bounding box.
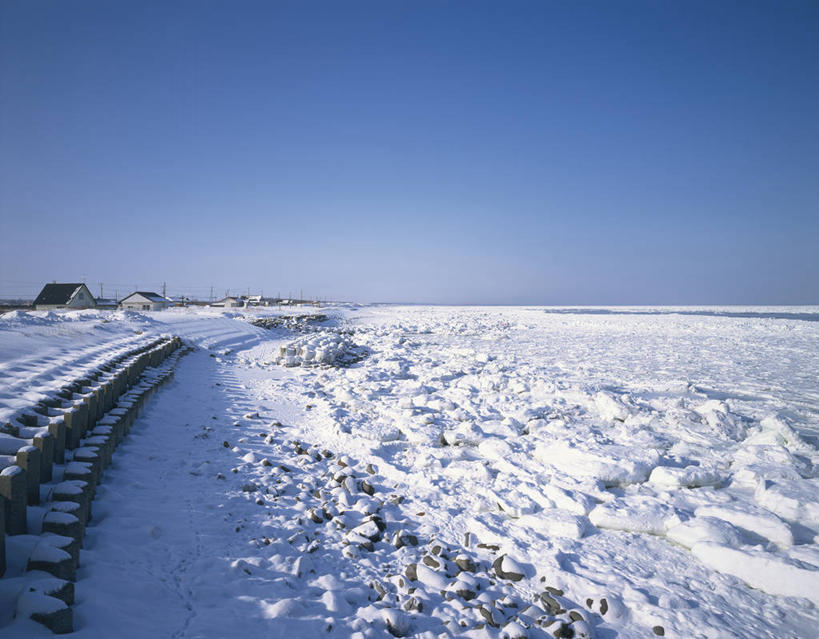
[120,291,170,304]
[33,283,89,306]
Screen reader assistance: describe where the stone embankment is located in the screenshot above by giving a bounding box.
[0,336,187,633]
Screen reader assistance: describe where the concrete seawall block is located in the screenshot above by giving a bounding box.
[101,380,114,414]
[84,432,112,469]
[0,465,27,534]
[47,418,67,465]
[18,591,73,634]
[49,502,85,539]
[16,446,42,505]
[33,432,54,483]
[27,533,80,580]
[29,578,75,606]
[42,509,82,543]
[63,460,97,497]
[109,405,134,436]
[62,406,79,452]
[80,391,97,434]
[97,414,125,447]
[52,480,92,526]
[72,399,90,441]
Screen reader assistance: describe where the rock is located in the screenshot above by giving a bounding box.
[552,622,574,638]
[367,514,386,532]
[545,586,564,596]
[405,563,418,581]
[540,592,562,615]
[493,554,526,581]
[222,441,230,448]
[352,520,382,542]
[599,598,608,615]
[652,626,665,636]
[422,555,440,569]
[456,556,476,572]
[393,531,418,548]
[371,580,387,600]
[403,597,422,612]
[569,611,584,622]
[365,463,377,474]
[361,480,375,496]
[455,586,476,601]
[479,606,499,628]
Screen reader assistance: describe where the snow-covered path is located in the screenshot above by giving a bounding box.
[2,306,818,638]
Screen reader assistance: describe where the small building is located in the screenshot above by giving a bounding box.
[119,291,172,311]
[95,298,118,310]
[213,295,246,308]
[211,295,278,308]
[33,283,97,310]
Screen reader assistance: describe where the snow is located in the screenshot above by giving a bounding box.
[691,542,819,604]
[1,305,818,637]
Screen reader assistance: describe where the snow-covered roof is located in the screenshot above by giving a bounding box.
[120,291,171,304]
[33,283,92,306]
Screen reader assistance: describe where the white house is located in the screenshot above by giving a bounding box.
[94,297,118,310]
[213,295,246,308]
[33,283,97,310]
[119,291,172,311]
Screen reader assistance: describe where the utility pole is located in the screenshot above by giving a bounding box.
[99,282,103,298]
[209,286,214,303]
[162,282,166,298]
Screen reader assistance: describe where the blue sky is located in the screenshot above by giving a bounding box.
[1,1,817,304]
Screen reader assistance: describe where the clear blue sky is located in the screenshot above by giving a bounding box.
[1,1,817,304]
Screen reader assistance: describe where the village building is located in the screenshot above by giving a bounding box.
[94,298,118,310]
[212,295,278,308]
[33,283,97,310]
[118,291,172,311]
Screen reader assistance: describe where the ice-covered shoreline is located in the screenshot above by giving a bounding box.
[1,305,817,637]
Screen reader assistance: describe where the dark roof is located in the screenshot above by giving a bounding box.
[121,291,169,304]
[33,283,87,306]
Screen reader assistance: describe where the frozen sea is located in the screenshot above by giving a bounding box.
[1,305,817,638]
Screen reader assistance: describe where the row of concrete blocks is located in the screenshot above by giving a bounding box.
[0,337,187,634]
[0,336,182,514]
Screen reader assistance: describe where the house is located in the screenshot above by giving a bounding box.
[95,298,118,310]
[119,291,172,311]
[33,283,97,310]
[211,294,277,308]
[213,295,246,308]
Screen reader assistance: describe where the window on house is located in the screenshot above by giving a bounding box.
[143,305,150,310]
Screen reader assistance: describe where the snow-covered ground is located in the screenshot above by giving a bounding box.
[1,305,818,638]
